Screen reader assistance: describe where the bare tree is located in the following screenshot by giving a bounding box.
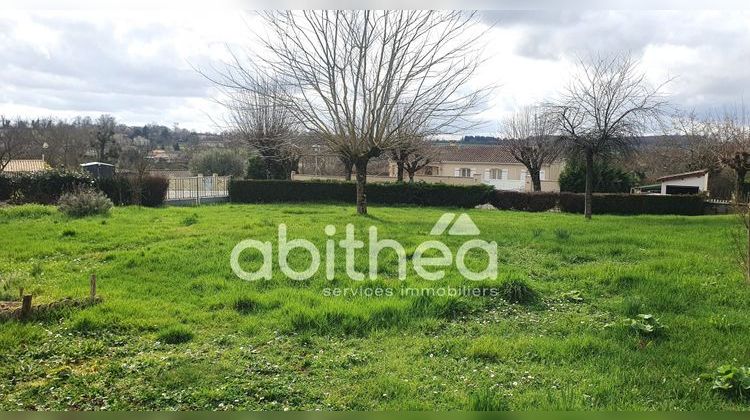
[210,11,488,214]
[221,76,300,179]
[0,117,34,172]
[551,53,670,218]
[710,106,750,199]
[501,105,562,191]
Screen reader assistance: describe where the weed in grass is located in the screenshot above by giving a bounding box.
[182,214,199,226]
[468,389,511,410]
[158,326,194,344]
[621,296,645,317]
[30,261,43,277]
[233,296,261,314]
[625,314,666,338]
[0,272,24,301]
[562,290,584,303]
[61,229,76,237]
[532,228,543,239]
[554,228,571,240]
[709,314,741,332]
[711,365,750,400]
[500,278,539,304]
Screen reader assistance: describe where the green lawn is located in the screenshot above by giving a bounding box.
[0,203,749,410]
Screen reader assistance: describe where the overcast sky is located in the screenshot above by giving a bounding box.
[1,8,749,134]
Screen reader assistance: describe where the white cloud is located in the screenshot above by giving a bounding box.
[0,9,748,133]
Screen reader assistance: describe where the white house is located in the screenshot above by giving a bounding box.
[655,169,709,195]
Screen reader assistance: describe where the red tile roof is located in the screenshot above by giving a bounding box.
[3,159,50,173]
[434,144,518,164]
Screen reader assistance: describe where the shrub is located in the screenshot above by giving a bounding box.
[246,155,267,180]
[95,175,134,205]
[0,175,11,201]
[0,170,93,204]
[229,179,493,208]
[559,160,639,193]
[558,193,704,215]
[136,175,169,207]
[158,326,193,344]
[57,188,113,218]
[711,365,750,400]
[190,149,245,177]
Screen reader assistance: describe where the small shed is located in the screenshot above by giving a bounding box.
[656,169,709,195]
[80,162,115,179]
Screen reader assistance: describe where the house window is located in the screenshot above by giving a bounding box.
[459,168,472,178]
[490,169,502,179]
[540,170,546,181]
[520,169,527,181]
[501,169,508,180]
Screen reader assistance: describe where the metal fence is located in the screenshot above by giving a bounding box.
[166,175,230,204]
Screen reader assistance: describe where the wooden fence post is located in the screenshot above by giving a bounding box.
[90,274,97,301]
[20,294,32,319]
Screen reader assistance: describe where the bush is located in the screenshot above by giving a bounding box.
[137,175,169,207]
[190,149,245,177]
[57,188,113,217]
[246,155,267,180]
[229,179,494,208]
[558,192,705,215]
[559,160,638,193]
[0,170,93,204]
[95,175,134,205]
[490,190,558,212]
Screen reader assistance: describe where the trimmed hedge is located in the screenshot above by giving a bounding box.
[229,179,494,208]
[229,179,707,215]
[0,171,169,207]
[558,192,705,215]
[0,170,93,204]
[97,174,169,207]
[490,191,558,212]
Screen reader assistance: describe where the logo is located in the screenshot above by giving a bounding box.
[230,213,497,282]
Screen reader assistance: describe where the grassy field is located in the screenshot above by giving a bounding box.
[0,203,749,410]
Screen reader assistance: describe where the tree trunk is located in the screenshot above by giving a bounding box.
[530,169,542,192]
[584,148,594,220]
[396,161,405,182]
[344,161,353,181]
[407,170,415,183]
[736,168,747,201]
[354,158,368,215]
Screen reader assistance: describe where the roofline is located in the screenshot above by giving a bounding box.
[656,169,709,182]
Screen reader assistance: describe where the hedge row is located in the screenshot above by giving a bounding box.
[96,175,169,207]
[0,171,169,207]
[558,192,705,215]
[0,170,93,204]
[229,179,494,208]
[229,179,707,215]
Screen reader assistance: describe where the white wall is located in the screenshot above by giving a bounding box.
[660,173,708,194]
